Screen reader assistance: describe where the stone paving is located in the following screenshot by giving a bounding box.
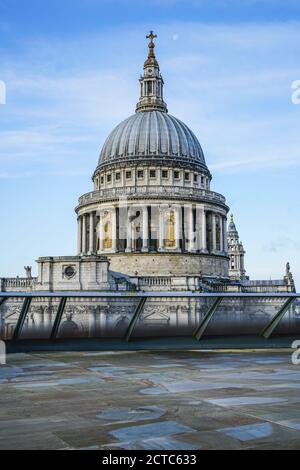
[0,350,300,449]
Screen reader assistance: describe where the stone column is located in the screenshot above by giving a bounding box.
[82,214,87,255]
[142,206,149,252]
[223,217,228,253]
[211,213,217,253]
[125,209,132,252]
[241,254,245,272]
[77,216,82,255]
[98,213,104,253]
[158,207,164,251]
[195,207,201,252]
[201,208,207,252]
[219,216,224,253]
[188,206,196,252]
[88,212,94,255]
[175,206,181,251]
[112,207,117,252]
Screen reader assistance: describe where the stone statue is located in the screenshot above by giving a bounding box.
[286,262,291,277]
[24,266,32,279]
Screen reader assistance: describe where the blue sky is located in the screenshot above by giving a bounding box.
[0,0,300,287]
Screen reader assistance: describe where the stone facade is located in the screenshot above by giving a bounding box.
[108,252,228,278]
[36,256,111,292]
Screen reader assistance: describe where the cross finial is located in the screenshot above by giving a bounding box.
[146,30,157,44]
[146,30,157,58]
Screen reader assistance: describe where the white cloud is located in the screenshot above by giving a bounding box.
[264,237,300,253]
[0,169,89,179]
[210,155,300,173]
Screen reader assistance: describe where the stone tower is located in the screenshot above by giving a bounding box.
[135,31,168,113]
[227,214,246,280]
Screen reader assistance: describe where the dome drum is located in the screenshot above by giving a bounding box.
[94,157,210,176]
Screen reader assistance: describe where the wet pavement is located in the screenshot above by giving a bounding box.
[0,350,300,449]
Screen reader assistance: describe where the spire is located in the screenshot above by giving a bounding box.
[136,31,168,113]
[228,213,237,232]
[146,31,157,61]
[227,213,246,280]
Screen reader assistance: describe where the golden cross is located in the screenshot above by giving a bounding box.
[146,31,157,45]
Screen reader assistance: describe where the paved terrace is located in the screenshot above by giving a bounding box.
[0,350,300,449]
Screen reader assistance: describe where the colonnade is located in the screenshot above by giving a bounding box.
[77,204,228,256]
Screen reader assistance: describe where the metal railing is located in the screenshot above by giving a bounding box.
[0,292,299,348]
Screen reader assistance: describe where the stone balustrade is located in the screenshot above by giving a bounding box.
[139,277,172,287]
[77,186,226,208]
[0,277,37,292]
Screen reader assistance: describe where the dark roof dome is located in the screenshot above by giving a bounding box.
[98,111,208,171]
[96,31,209,174]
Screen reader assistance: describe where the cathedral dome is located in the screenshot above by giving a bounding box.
[76,32,229,282]
[96,31,209,174]
[98,110,208,171]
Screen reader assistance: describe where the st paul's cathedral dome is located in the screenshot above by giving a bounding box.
[98,111,207,172]
[77,31,229,281]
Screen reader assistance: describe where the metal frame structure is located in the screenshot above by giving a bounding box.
[50,297,67,341]
[260,297,296,339]
[125,297,147,342]
[193,297,224,341]
[0,291,299,343]
[12,297,32,341]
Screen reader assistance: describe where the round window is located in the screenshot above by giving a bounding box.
[64,266,76,279]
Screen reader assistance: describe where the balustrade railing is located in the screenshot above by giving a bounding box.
[78,186,226,206]
[138,277,172,287]
[1,278,36,290]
